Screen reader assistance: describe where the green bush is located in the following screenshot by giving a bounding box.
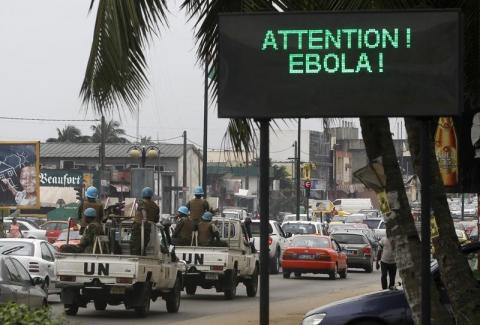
[0,303,66,325]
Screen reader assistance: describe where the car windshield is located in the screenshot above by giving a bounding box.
[363,219,381,229]
[345,215,365,223]
[57,231,81,241]
[0,241,34,256]
[291,236,330,248]
[282,223,316,235]
[331,234,367,245]
[249,223,273,236]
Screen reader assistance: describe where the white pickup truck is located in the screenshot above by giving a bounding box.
[55,222,184,317]
[176,217,259,299]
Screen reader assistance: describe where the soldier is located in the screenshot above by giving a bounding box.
[78,208,104,253]
[186,186,212,224]
[172,206,193,246]
[130,187,159,255]
[0,218,6,238]
[197,211,220,246]
[79,186,104,235]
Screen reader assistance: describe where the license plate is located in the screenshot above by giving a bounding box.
[299,254,314,260]
[347,250,357,255]
[205,273,219,280]
[110,286,126,295]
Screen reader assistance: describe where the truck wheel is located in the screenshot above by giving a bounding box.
[134,283,151,317]
[269,250,280,274]
[224,270,237,300]
[94,300,107,311]
[64,304,79,316]
[166,278,181,313]
[185,285,197,296]
[245,266,259,297]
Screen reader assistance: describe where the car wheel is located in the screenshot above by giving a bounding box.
[245,266,259,297]
[94,300,107,311]
[283,271,291,279]
[329,265,338,280]
[294,272,301,278]
[339,267,348,279]
[185,285,197,296]
[42,278,49,295]
[64,304,79,316]
[166,277,181,313]
[224,269,237,300]
[365,262,373,273]
[269,250,280,274]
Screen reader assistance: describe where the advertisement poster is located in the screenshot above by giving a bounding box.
[0,142,40,208]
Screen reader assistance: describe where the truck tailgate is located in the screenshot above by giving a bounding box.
[176,247,228,271]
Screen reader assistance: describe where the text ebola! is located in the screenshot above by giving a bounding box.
[260,28,411,74]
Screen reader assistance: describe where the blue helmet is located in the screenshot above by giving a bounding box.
[84,208,97,218]
[142,187,154,198]
[85,186,98,199]
[177,206,189,216]
[194,186,204,196]
[201,211,213,221]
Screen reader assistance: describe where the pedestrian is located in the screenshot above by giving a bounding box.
[130,187,159,255]
[376,237,397,289]
[172,206,193,246]
[78,186,104,235]
[186,186,213,224]
[8,217,22,238]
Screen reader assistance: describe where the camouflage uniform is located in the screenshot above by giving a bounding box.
[79,200,104,234]
[0,222,6,238]
[187,198,211,224]
[78,221,104,253]
[130,199,159,255]
[197,221,219,246]
[172,218,193,246]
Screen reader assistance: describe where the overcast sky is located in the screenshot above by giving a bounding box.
[1,1,408,150]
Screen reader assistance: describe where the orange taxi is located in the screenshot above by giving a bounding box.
[282,235,348,280]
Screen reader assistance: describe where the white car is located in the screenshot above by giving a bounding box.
[222,208,248,221]
[281,221,326,238]
[250,219,289,274]
[374,220,387,240]
[4,219,47,240]
[0,238,58,296]
[282,214,309,222]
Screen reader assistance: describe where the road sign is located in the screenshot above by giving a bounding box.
[304,180,312,189]
[218,10,462,118]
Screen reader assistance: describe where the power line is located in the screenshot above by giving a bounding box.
[0,116,99,122]
[124,133,184,143]
[271,145,294,154]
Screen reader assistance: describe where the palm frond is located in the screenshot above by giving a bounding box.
[80,0,169,115]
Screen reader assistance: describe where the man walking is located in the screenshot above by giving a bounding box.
[376,236,397,289]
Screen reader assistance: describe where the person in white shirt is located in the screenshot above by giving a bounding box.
[376,237,397,289]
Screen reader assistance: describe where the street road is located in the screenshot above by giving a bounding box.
[51,269,380,325]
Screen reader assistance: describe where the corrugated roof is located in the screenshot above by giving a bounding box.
[40,143,195,158]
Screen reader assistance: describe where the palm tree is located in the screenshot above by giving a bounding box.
[46,125,86,143]
[90,120,130,143]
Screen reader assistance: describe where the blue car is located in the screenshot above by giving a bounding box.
[302,242,480,325]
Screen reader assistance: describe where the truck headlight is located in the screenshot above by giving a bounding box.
[302,313,326,325]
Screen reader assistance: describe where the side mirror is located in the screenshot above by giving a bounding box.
[33,277,43,286]
[285,232,293,238]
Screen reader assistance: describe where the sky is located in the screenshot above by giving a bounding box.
[0,1,404,150]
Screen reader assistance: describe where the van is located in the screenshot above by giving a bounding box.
[333,198,373,214]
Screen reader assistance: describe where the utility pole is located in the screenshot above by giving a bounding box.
[202,53,209,198]
[245,149,249,190]
[99,114,106,197]
[296,119,301,221]
[183,130,187,205]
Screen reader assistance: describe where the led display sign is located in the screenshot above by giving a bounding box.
[218,10,462,118]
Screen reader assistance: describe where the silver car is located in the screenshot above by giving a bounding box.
[0,256,47,307]
[250,220,289,274]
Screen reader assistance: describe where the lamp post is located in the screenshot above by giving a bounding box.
[128,145,161,200]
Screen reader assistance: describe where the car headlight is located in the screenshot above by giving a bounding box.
[302,313,327,325]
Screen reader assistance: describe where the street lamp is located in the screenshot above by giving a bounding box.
[128,145,160,168]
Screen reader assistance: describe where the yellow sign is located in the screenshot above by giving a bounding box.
[431,215,439,239]
[377,191,391,214]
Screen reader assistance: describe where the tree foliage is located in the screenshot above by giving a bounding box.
[0,303,66,325]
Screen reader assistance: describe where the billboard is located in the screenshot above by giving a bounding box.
[0,142,40,208]
[218,10,462,118]
[40,170,83,187]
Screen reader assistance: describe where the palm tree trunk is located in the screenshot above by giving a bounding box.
[405,117,480,324]
[360,117,452,324]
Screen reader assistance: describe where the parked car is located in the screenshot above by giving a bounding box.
[282,235,347,280]
[301,242,480,325]
[0,255,47,308]
[40,220,79,244]
[4,220,46,240]
[250,219,288,274]
[52,230,82,250]
[330,232,374,272]
[0,239,58,296]
[281,221,326,237]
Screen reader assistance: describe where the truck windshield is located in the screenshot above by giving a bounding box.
[250,223,273,236]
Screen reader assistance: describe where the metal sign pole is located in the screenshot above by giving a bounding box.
[258,119,270,325]
[421,119,431,325]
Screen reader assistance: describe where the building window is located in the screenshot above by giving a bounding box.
[128,164,139,169]
[61,160,74,169]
